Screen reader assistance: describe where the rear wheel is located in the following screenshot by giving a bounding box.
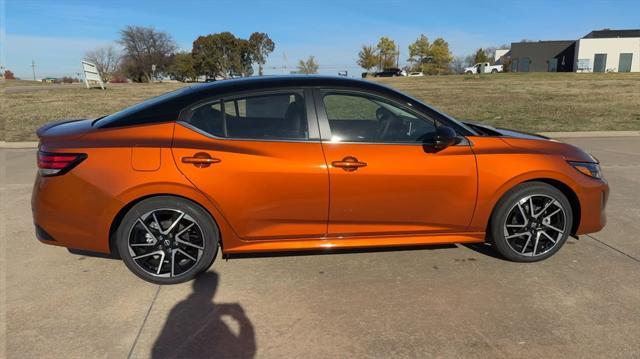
[491,69,498,73]
[490,182,572,262]
[116,196,219,284]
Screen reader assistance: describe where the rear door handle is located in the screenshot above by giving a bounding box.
[331,156,367,172]
[182,152,221,168]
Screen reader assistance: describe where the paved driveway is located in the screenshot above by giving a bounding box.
[2,137,639,358]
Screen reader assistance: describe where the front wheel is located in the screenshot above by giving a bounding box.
[489,182,573,262]
[116,196,219,284]
[491,69,498,73]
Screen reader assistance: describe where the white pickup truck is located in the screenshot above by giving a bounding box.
[464,62,503,74]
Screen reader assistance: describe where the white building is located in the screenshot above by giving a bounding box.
[574,29,640,72]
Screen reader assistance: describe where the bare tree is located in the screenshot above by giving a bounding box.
[118,25,177,82]
[84,45,121,82]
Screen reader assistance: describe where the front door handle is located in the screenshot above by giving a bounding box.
[182,152,221,168]
[331,156,367,172]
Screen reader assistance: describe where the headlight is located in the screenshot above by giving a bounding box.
[568,161,602,179]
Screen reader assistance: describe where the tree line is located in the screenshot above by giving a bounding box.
[85,26,278,83]
[357,34,510,75]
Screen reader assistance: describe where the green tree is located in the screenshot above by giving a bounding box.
[357,45,378,73]
[473,48,490,65]
[423,38,453,75]
[168,52,198,82]
[408,34,430,71]
[118,25,177,82]
[248,32,275,76]
[297,56,319,74]
[376,36,398,70]
[192,32,253,79]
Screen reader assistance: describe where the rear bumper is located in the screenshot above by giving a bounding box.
[31,173,121,253]
[575,178,609,235]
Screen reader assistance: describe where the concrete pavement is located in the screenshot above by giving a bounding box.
[2,137,639,358]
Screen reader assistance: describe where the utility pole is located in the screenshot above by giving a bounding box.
[282,52,287,74]
[31,60,36,81]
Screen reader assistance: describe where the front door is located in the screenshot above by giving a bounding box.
[315,90,477,236]
[172,89,329,240]
[594,54,607,72]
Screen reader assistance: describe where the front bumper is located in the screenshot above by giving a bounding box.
[575,178,609,235]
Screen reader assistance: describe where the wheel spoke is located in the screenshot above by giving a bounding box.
[132,250,163,261]
[506,231,529,239]
[532,232,541,256]
[156,251,165,275]
[171,250,176,277]
[152,212,162,232]
[544,208,561,220]
[528,197,535,217]
[162,212,185,235]
[130,243,155,247]
[543,223,564,234]
[177,248,197,262]
[540,230,557,244]
[176,237,204,250]
[137,218,157,243]
[517,203,529,226]
[520,233,532,254]
[175,222,195,237]
[533,199,554,218]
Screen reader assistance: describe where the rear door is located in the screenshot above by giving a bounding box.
[315,89,477,236]
[172,88,329,240]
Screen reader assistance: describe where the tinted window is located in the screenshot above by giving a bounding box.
[187,93,308,140]
[323,93,436,143]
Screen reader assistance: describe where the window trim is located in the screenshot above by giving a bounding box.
[177,87,321,142]
[313,88,457,146]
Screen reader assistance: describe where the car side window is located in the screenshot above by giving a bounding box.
[322,93,436,143]
[187,92,308,140]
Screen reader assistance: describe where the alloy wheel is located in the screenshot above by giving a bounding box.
[503,194,567,257]
[127,208,205,278]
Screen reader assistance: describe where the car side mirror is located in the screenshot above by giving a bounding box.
[429,126,459,150]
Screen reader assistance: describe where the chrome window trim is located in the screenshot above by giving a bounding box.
[176,121,322,144]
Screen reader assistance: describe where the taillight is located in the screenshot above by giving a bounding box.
[37,151,87,176]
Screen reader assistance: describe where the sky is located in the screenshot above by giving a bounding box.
[2,0,639,79]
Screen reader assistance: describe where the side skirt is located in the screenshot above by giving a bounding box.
[222,232,485,254]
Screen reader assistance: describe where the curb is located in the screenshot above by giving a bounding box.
[1,131,639,149]
[0,141,39,148]
[539,131,640,138]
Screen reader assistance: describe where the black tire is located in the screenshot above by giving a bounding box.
[491,69,498,74]
[489,182,573,262]
[465,71,473,75]
[116,196,219,284]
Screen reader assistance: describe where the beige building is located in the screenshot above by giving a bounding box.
[575,29,640,72]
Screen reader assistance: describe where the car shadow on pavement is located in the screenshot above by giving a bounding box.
[151,271,256,359]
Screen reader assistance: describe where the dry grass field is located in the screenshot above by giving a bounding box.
[2,73,640,141]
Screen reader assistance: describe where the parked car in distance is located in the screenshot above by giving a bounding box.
[407,72,424,77]
[464,62,503,74]
[374,68,407,77]
[32,76,608,284]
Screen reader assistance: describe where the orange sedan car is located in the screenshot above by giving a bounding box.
[32,76,608,284]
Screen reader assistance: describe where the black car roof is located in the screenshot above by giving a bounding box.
[96,76,404,129]
[95,75,474,136]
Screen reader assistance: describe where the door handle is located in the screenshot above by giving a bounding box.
[182,152,221,168]
[331,156,367,172]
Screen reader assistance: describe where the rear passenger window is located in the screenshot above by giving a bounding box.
[187,93,308,140]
